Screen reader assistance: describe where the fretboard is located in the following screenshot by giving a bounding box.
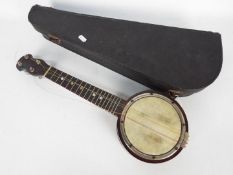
[45,66,126,117]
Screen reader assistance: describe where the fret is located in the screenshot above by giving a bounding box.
[109,97,119,114]
[95,89,105,106]
[70,79,78,91]
[96,91,106,107]
[114,100,126,116]
[63,74,71,87]
[65,76,75,90]
[87,86,96,101]
[74,80,84,94]
[60,73,69,86]
[70,79,81,93]
[84,85,95,100]
[55,70,64,83]
[107,95,117,110]
[65,76,72,88]
[107,95,117,112]
[91,88,100,104]
[48,67,58,81]
[112,98,121,114]
[100,93,111,109]
[45,67,126,116]
[55,72,64,84]
[80,83,90,98]
[49,67,57,79]
[93,89,101,105]
[78,82,87,96]
[45,67,53,79]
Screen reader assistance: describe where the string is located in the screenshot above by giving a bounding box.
[45,70,126,109]
[29,57,126,113]
[45,69,185,134]
[29,58,185,141]
[47,69,183,141]
[47,69,182,142]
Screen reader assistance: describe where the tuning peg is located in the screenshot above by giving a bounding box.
[36,59,41,65]
[24,54,32,60]
[16,61,24,71]
[17,61,22,67]
[29,67,35,73]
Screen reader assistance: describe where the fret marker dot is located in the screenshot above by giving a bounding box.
[99,96,103,100]
[61,77,64,80]
[70,81,74,85]
[92,93,96,97]
[80,86,84,90]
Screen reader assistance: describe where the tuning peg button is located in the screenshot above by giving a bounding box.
[17,61,22,67]
[36,60,41,64]
[29,67,35,73]
[24,55,30,59]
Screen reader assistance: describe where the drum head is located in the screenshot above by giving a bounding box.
[117,92,188,163]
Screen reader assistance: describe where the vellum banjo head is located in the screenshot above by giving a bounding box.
[118,92,188,163]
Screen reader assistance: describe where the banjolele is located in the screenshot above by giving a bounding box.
[16,54,189,163]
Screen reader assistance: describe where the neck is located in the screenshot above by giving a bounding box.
[44,66,126,117]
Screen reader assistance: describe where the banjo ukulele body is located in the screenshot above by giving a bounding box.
[17,54,188,163]
[118,92,188,163]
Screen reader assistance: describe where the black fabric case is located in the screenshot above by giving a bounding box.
[28,5,223,96]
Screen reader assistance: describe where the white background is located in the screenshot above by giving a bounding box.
[0,0,233,174]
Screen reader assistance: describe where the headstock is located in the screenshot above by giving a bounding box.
[16,54,50,76]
